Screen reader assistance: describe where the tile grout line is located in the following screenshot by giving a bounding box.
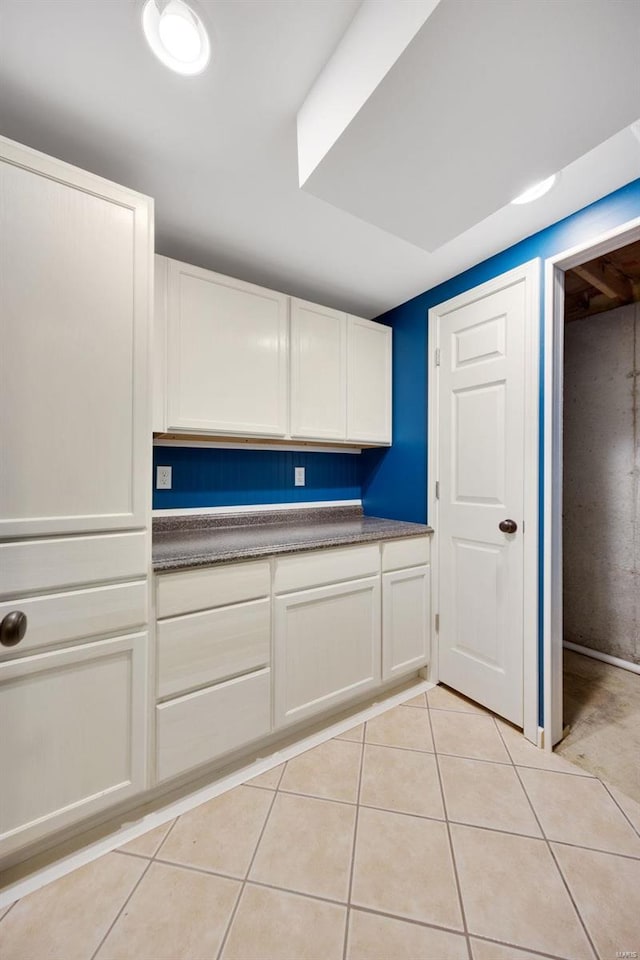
[167,753,640,860]
[88,815,181,960]
[492,717,601,960]
[425,701,473,960]
[468,931,580,960]
[357,734,597,776]
[601,781,640,840]
[98,850,579,960]
[214,761,287,960]
[342,721,366,960]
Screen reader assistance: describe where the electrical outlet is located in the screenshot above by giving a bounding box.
[294,466,305,487]
[156,465,172,490]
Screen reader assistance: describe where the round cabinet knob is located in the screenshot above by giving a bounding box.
[499,519,518,534]
[0,610,28,647]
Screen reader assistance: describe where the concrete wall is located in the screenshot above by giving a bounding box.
[563,301,639,664]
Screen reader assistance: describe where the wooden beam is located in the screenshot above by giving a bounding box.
[573,260,633,302]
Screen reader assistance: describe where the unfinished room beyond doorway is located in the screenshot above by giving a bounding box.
[556,239,640,800]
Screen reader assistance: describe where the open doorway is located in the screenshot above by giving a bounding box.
[548,237,640,799]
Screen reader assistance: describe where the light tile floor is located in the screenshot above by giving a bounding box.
[2,686,640,960]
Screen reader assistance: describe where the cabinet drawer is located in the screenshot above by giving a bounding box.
[156,560,270,619]
[0,531,148,599]
[157,598,270,699]
[382,536,430,572]
[274,544,379,594]
[0,581,148,660]
[156,667,271,782]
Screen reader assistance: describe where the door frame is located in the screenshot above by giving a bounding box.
[542,215,640,750]
[428,260,541,745]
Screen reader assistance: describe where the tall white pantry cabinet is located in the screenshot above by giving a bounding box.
[0,137,153,860]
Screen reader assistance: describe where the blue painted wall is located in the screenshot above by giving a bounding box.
[153,446,362,510]
[361,176,640,726]
[361,177,640,524]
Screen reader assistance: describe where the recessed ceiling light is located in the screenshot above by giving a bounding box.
[511,174,557,205]
[142,0,210,76]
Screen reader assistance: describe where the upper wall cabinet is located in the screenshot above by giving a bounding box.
[154,256,392,446]
[163,258,289,437]
[347,316,392,445]
[290,298,347,441]
[0,137,152,538]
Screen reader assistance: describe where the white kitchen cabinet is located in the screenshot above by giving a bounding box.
[347,315,392,445]
[157,667,271,782]
[0,136,152,866]
[0,632,148,858]
[0,137,152,539]
[154,256,393,446]
[157,597,270,699]
[164,257,289,436]
[274,576,381,728]
[156,558,270,619]
[382,565,430,681]
[290,298,347,440]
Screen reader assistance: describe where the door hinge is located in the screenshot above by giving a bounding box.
[435,613,440,632]
[435,480,440,499]
[435,348,441,366]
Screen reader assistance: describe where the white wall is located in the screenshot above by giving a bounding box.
[563,301,639,664]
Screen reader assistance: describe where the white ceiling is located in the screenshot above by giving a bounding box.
[302,0,640,252]
[1,0,639,319]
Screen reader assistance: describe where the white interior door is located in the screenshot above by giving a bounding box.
[433,263,539,727]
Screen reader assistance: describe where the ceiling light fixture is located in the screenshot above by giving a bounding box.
[142,0,210,75]
[511,174,557,205]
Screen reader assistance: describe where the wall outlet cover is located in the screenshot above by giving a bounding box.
[294,466,306,487]
[156,465,173,490]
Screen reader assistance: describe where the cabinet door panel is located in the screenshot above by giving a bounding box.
[290,299,346,440]
[0,633,148,858]
[166,260,288,436]
[347,316,392,444]
[274,577,381,728]
[0,143,151,537]
[382,566,430,680]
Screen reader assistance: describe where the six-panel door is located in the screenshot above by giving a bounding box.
[436,276,528,725]
[165,259,289,436]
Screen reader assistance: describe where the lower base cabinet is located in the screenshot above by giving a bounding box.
[274,576,381,728]
[0,632,148,858]
[156,667,271,782]
[382,565,430,680]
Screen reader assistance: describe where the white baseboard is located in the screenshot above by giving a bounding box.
[564,640,640,676]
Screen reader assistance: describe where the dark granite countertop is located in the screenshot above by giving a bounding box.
[152,506,432,572]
